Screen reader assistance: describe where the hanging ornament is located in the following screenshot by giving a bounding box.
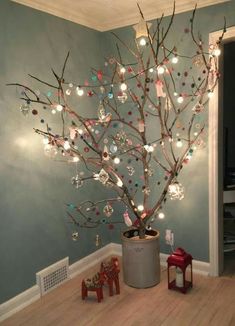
[117,91,128,103]
[103,203,114,217]
[193,55,204,67]
[165,96,172,111]
[96,168,109,184]
[133,17,152,39]
[192,103,204,115]
[72,231,79,241]
[147,168,154,177]
[127,165,135,176]
[138,120,145,132]
[102,145,110,161]
[20,102,30,116]
[95,234,101,247]
[155,80,166,97]
[71,175,84,188]
[97,102,112,123]
[110,143,118,154]
[69,126,78,140]
[142,186,151,196]
[123,210,132,227]
[97,70,103,81]
[168,181,184,200]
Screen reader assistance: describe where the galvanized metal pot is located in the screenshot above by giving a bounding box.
[122,228,160,288]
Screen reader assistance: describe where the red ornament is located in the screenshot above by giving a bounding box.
[97,70,103,81]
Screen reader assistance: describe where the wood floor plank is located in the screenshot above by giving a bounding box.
[1,257,235,326]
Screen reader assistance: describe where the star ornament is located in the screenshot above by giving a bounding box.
[133,17,152,39]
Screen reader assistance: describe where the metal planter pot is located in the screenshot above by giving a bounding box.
[121,228,160,288]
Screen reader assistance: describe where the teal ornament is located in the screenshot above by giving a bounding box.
[101,218,107,224]
[68,203,76,210]
[112,123,118,128]
[108,91,114,99]
[47,91,52,97]
[91,75,97,81]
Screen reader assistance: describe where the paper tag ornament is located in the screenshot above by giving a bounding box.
[102,145,110,161]
[155,80,166,98]
[123,210,132,227]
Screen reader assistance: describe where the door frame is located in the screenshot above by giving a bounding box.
[209,26,235,276]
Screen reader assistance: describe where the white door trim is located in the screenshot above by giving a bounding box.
[209,26,235,276]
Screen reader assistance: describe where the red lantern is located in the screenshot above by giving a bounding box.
[167,247,193,294]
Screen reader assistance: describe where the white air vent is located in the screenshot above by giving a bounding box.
[36,257,69,296]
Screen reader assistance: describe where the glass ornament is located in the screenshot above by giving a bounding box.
[127,166,135,176]
[108,91,114,99]
[102,145,110,161]
[97,102,111,122]
[168,181,184,200]
[97,168,109,184]
[110,143,118,153]
[20,103,30,116]
[71,174,84,188]
[95,234,101,247]
[117,92,128,103]
[72,231,79,241]
[103,203,114,217]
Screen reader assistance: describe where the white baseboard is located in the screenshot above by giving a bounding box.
[0,243,210,322]
[0,285,40,322]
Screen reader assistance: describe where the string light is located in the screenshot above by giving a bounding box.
[212,48,221,57]
[157,65,165,74]
[56,104,63,112]
[76,87,84,96]
[42,137,49,145]
[149,68,154,73]
[208,90,214,98]
[171,56,179,64]
[137,205,144,212]
[176,139,183,148]
[177,95,184,104]
[113,157,120,164]
[158,212,165,219]
[64,140,70,150]
[120,66,126,74]
[139,37,147,46]
[120,83,127,91]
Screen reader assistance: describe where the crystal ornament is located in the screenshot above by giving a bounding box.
[97,102,112,122]
[97,169,109,184]
[127,166,135,176]
[117,91,128,103]
[168,181,184,200]
[110,143,118,153]
[71,175,84,188]
[20,103,30,116]
[103,203,114,217]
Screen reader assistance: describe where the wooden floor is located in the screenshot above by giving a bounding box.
[2,258,235,326]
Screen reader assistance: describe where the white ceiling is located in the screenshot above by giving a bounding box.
[12,0,229,31]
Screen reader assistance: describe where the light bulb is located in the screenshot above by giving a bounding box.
[171,56,178,64]
[149,68,154,73]
[73,156,80,162]
[113,157,120,164]
[76,87,84,96]
[137,205,144,212]
[120,67,126,74]
[158,212,165,219]
[176,139,183,148]
[213,48,221,57]
[66,89,71,96]
[208,90,214,98]
[51,109,56,114]
[177,96,184,104]
[64,141,70,150]
[56,104,63,112]
[42,137,49,145]
[120,83,127,91]
[157,65,164,74]
[139,37,147,46]
[116,179,123,187]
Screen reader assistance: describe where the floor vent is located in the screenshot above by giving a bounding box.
[36,257,69,296]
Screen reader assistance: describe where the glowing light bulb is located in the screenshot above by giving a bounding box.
[171,56,179,64]
[73,156,80,162]
[208,90,214,98]
[158,212,165,219]
[176,139,183,148]
[157,65,164,74]
[213,48,221,57]
[174,92,178,97]
[120,83,127,91]
[51,109,56,114]
[137,205,144,212]
[177,96,184,104]
[116,179,123,187]
[42,137,49,145]
[64,141,70,150]
[149,68,154,73]
[56,104,63,112]
[66,89,71,96]
[139,37,147,46]
[120,67,126,74]
[113,157,120,164]
[76,87,84,96]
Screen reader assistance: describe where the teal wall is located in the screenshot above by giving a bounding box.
[1,0,235,304]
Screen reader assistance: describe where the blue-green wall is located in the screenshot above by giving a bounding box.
[1,0,235,304]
